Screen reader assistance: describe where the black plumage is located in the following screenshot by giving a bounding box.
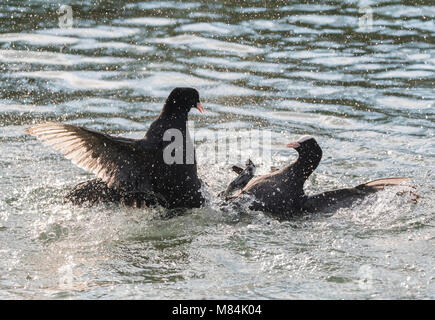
[221,159,256,197]
[26,87,205,209]
[227,136,411,219]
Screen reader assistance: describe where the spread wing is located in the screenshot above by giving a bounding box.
[26,122,154,191]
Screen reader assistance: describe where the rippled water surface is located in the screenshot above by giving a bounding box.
[0,0,434,299]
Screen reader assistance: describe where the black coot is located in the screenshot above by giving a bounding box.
[26,87,205,209]
[227,135,411,219]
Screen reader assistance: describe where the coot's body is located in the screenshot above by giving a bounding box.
[27,87,205,209]
[227,136,410,219]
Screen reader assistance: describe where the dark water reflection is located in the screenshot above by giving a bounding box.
[0,0,433,299]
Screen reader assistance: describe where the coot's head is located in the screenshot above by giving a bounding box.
[286,135,317,150]
[286,135,323,178]
[162,87,204,117]
[286,135,322,161]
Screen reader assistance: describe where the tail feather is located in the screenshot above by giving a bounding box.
[359,177,411,190]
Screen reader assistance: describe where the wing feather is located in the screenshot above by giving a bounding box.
[26,122,152,190]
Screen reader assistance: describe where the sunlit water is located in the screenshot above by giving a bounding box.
[0,0,434,299]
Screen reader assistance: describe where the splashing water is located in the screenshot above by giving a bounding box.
[0,0,434,299]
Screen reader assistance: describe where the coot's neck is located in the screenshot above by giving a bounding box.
[159,103,189,122]
[291,141,322,181]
